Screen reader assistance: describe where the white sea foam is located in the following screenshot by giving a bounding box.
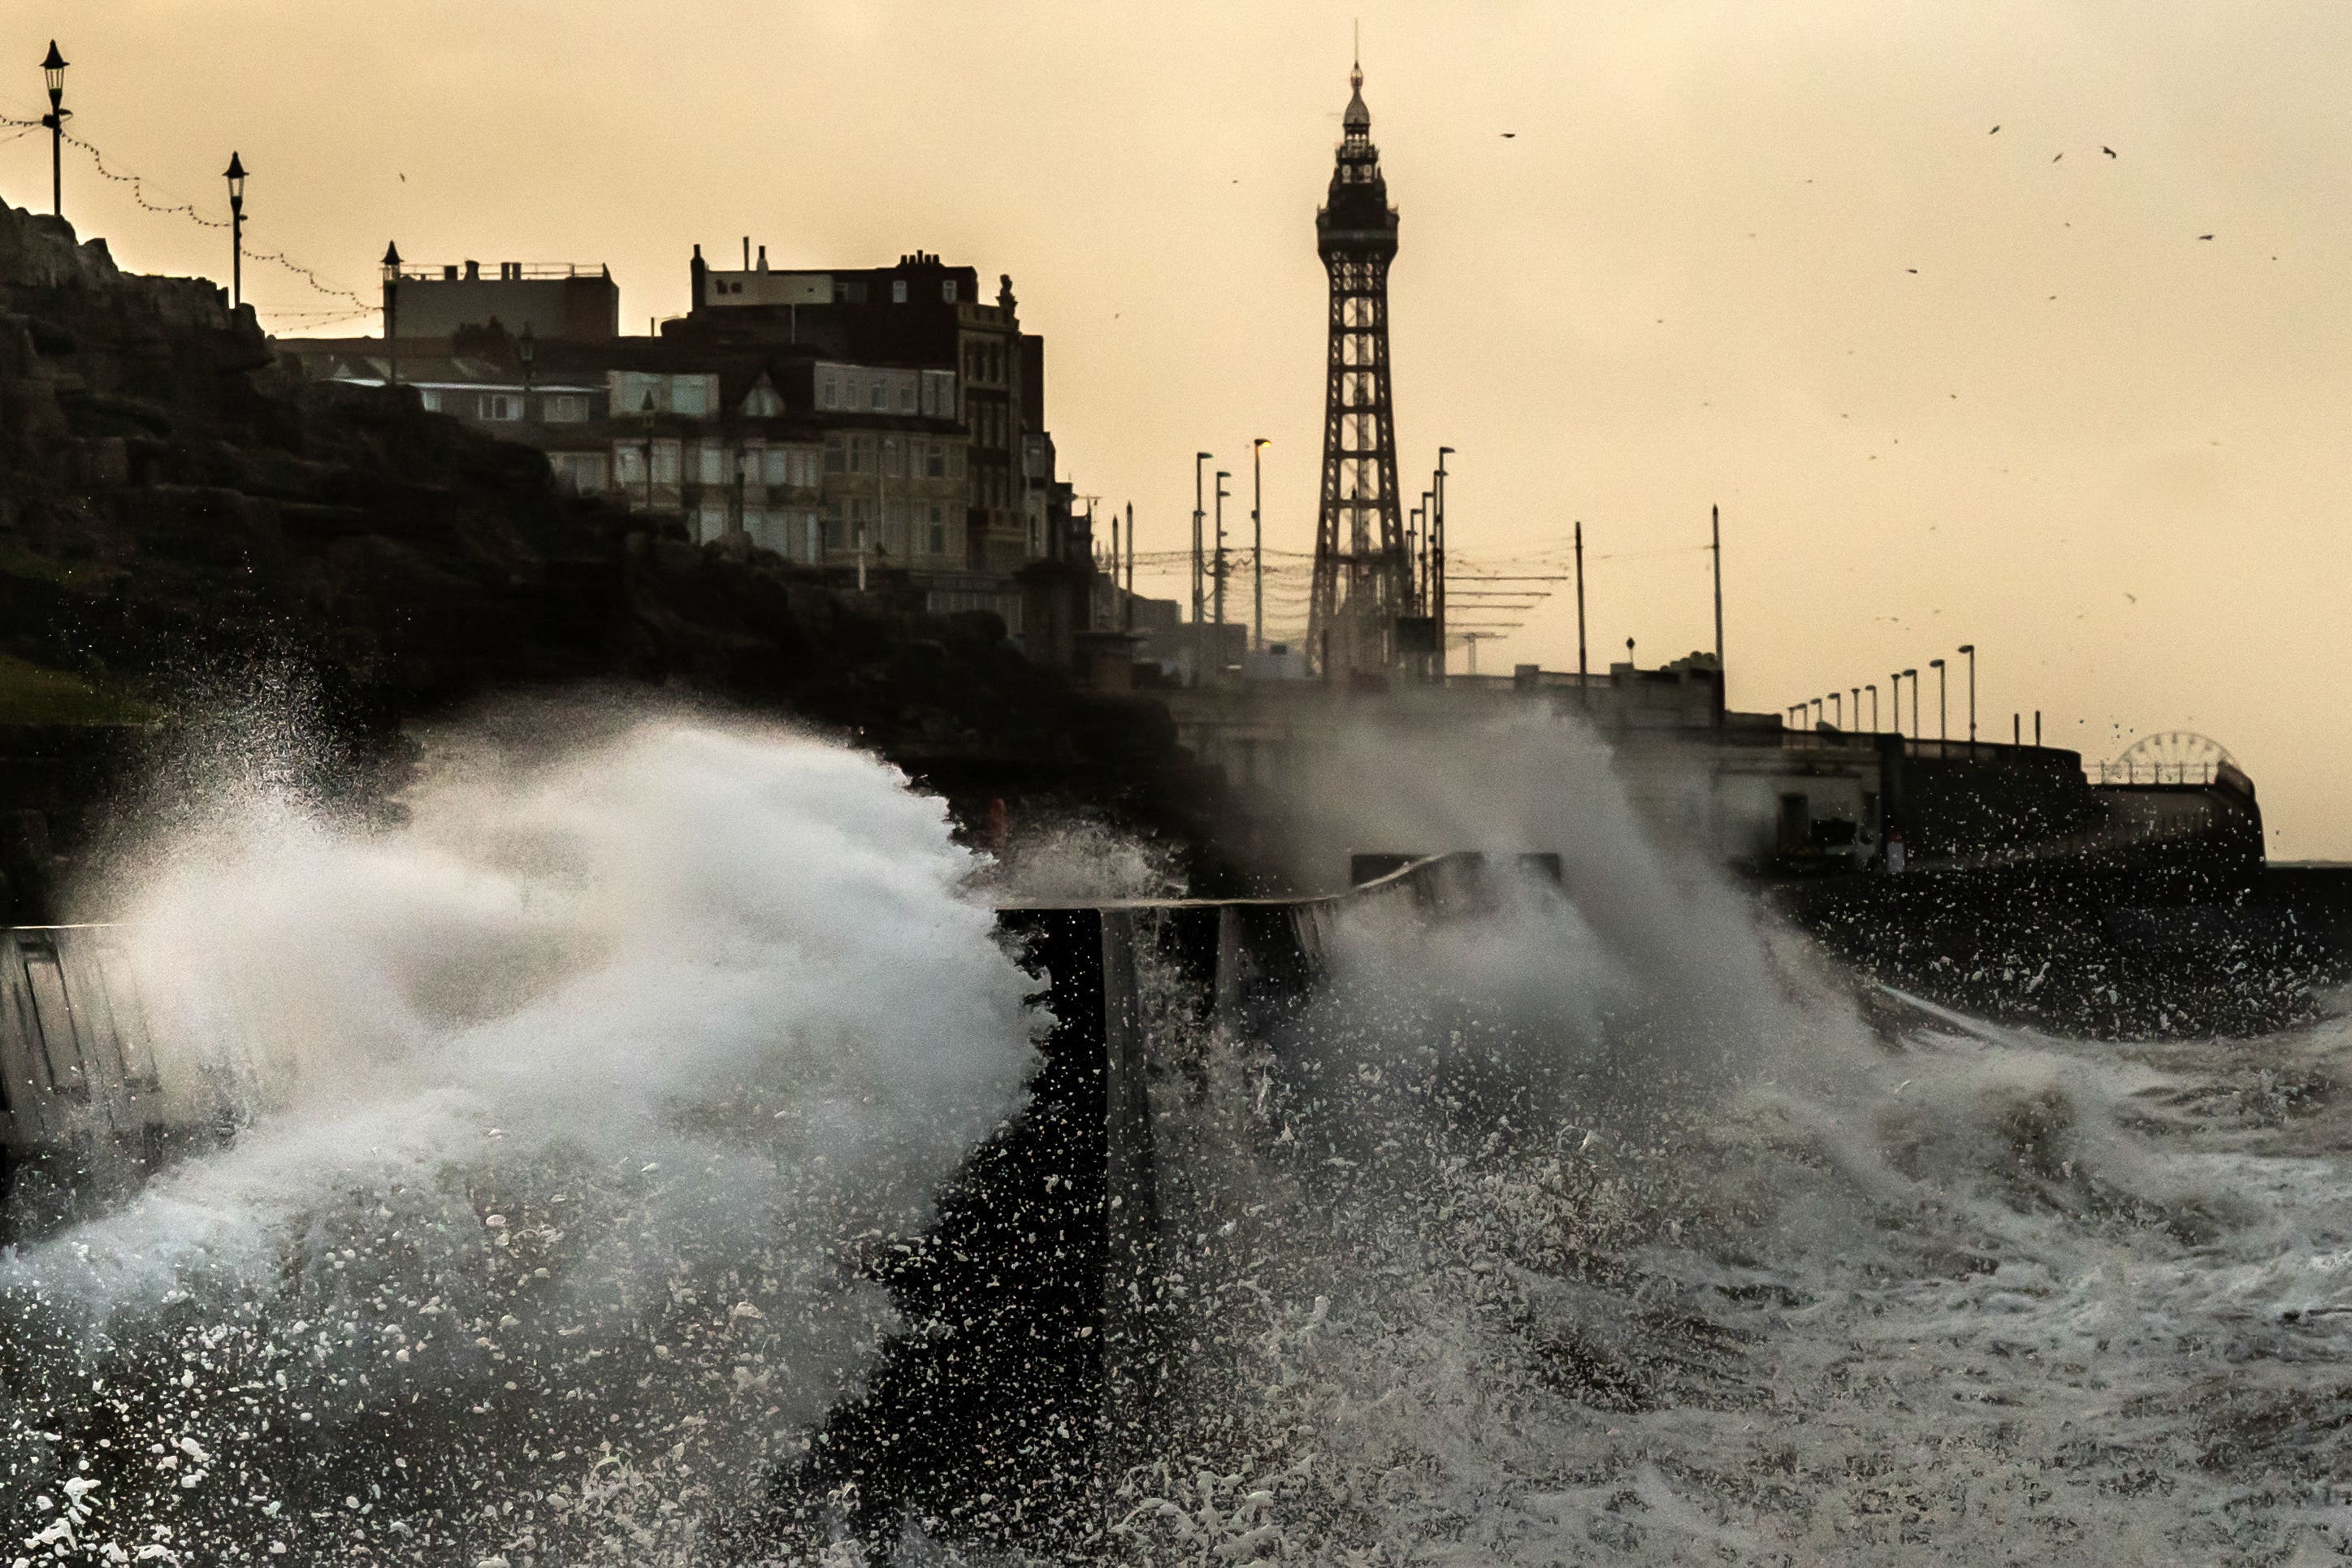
[0,707,1041,1564]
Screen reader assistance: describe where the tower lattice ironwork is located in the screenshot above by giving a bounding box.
[1308,62,1410,678]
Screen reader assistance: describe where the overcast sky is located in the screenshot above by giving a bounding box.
[6,2,2346,853]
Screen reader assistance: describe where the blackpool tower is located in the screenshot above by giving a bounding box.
[1306,58,1411,678]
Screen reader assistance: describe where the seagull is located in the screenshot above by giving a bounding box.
[1990,124,2000,134]
[1501,132,1516,138]
[2103,145,2116,158]
[1907,267,1918,273]
[2124,591,2138,603]
[2198,233,2214,240]
[2051,151,2064,162]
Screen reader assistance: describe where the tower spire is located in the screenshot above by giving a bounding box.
[1308,58,1407,679]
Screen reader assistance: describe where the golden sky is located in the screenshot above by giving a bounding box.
[5,2,2346,855]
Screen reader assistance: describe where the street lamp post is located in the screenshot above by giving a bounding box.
[1930,657,1947,741]
[1830,691,1843,729]
[223,154,247,310]
[380,243,403,389]
[1251,438,1269,653]
[1867,683,1878,732]
[39,42,67,220]
[1904,669,1919,737]
[1434,448,1453,677]
[1958,643,1977,754]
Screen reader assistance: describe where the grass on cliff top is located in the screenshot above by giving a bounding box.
[0,656,154,726]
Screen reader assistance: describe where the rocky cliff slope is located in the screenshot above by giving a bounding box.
[0,201,1214,910]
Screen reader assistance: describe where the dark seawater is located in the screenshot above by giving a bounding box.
[4,717,2346,1566]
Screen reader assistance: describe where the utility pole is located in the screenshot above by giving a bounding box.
[223,154,247,309]
[1930,657,1947,740]
[1710,504,1725,727]
[1124,502,1135,631]
[1251,438,1269,652]
[1433,448,1453,677]
[1192,453,1211,630]
[40,43,67,221]
[1213,470,1231,637]
[1959,643,1977,755]
[1574,520,1587,703]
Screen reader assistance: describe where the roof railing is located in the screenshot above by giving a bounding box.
[388,262,611,284]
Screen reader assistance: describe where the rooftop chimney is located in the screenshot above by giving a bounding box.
[756,245,768,272]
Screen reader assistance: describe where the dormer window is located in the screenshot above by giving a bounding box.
[892,279,908,304]
[942,280,959,304]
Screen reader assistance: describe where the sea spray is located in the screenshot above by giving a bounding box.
[0,709,1042,1565]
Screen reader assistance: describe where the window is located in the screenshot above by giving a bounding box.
[418,388,444,412]
[670,376,708,418]
[825,435,845,474]
[819,375,838,410]
[743,383,782,418]
[615,371,661,414]
[696,444,726,486]
[616,446,645,486]
[552,452,605,494]
[823,500,844,550]
[942,279,959,304]
[883,438,902,479]
[760,448,788,487]
[925,442,945,479]
[898,379,916,414]
[928,505,946,557]
[652,440,681,485]
[541,394,589,422]
[891,279,908,304]
[698,500,727,542]
[869,380,887,412]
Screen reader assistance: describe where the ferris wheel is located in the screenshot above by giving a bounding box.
[2111,731,2233,784]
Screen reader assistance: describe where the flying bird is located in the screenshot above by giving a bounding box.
[2103,145,2116,158]
[2051,151,2064,162]
[2198,233,2214,240]
[1990,124,2000,134]
[1501,132,1516,138]
[1907,267,1918,273]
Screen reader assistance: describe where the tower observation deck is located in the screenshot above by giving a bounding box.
[1307,62,1410,678]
